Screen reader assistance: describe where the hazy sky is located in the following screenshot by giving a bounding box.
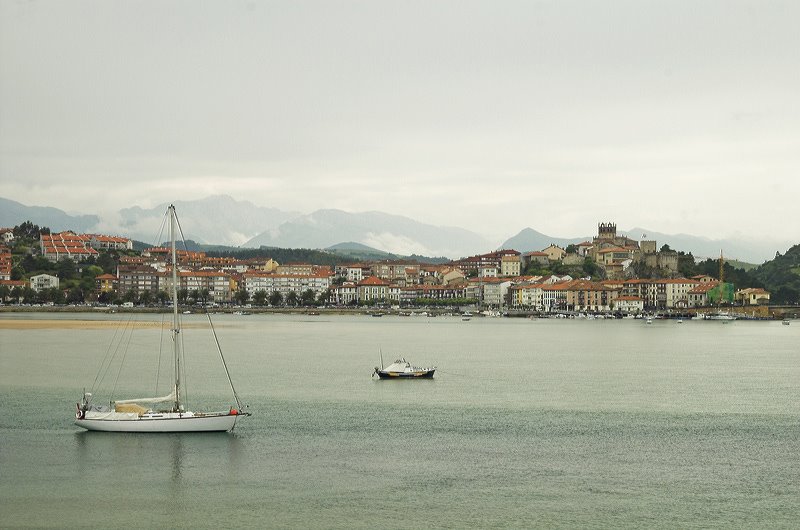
[1,0,798,244]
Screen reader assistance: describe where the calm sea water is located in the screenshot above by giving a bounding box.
[1,312,799,528]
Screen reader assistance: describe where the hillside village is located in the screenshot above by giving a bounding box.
[0,221,775,315]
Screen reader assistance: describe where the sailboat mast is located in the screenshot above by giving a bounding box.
[170,205,181,412]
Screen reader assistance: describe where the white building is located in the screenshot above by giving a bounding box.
[478,266,498,278]
[614,296,644,314]
[664,279,699,309]
[30,273,59,292]
[482,280,512,307]
[89,234,133,251]
[346,266,364,283]
[157,270,233,302]
[514,283,545,310]
[541,282,569,312]
[242,273,331,299]
[331,282,359,305]
[357,276,391,303]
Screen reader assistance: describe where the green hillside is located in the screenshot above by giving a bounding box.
[751,244,800,304]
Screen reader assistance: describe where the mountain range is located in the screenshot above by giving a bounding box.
[0,195,793,263]
[243,209,492,258]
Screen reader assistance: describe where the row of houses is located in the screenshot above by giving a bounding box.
[39,232,133,262]
[506,276,744,312]
[108,255,769,311]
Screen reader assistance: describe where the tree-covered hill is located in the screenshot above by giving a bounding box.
[752,244,800,304]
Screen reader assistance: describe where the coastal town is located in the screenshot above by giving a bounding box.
[0,221,774,316]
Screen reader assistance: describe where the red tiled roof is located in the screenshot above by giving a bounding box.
[689,282,720,294]
[358,276,390,286]
[597,247,629,253]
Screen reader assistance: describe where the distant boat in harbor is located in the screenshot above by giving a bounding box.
[373,350,435,379]
[705,311,737,321]
[373,359,436,379]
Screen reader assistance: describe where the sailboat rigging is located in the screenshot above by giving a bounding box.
[75,204,250,432]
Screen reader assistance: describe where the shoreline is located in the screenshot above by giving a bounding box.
[0,304,791,320]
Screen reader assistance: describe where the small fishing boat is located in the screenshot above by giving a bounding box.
[373,358,435,379]
[783,320,791,326]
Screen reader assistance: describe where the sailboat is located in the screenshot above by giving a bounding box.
[75,205,249,433]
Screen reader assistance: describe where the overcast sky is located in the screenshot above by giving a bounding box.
[1,0,798,245]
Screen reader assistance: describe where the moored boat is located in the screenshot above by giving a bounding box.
[373,358,436,379]
[705,311,737,321]
[74,205,249,433]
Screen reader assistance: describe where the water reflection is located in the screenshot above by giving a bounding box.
[74,431,244,490]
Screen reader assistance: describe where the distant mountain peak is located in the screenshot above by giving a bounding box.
[500,227,589,253]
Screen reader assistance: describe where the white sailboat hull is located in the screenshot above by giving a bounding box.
[75,412,240,433]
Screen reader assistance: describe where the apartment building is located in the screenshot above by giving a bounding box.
[242,272,332,299]
[357,276,392,303]
[330,282,358,305]
[88,234,133,251]
[117,266,159,295]
[158,270,233,303]
[30,273,59,292]
[95,273,118,293]
[40,232,99,262]
[565,280,619,312]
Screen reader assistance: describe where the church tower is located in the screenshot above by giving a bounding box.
[597,222,617,241]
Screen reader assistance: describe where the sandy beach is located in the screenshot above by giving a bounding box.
[0,319,167,330]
